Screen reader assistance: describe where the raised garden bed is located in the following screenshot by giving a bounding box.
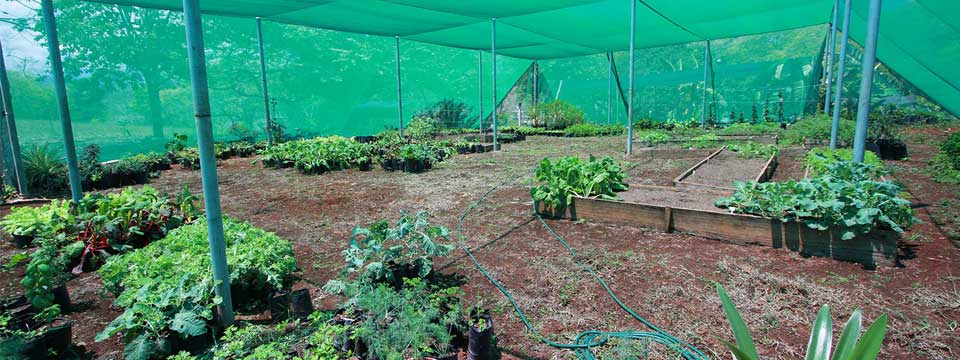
[537,186,897,268]
[627,147,718,160]
[637,134,779,148]
[673,148,778,191]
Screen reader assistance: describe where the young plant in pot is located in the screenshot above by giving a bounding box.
[467,308,494,360]
[1,304,74,359]
[22,239,72,311]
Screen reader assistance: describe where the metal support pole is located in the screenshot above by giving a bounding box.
[853,0,882,162]
[395,36,403,137]
[0,39,26,194]
[532,60,537,109]
[626,0,636,155]
[255,18,273,146]
[824,0,839,114]
[491,18,499,151]
[40,0,81,203]
[181,0,234,325]
[701,40,710,127]
[478,50,483,135]
[607,53,612,125]
[830,0,852,149]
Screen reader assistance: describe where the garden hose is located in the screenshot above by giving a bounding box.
[456,172,710,360]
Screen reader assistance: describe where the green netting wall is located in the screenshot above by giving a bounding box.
[4,1,529,160]
[523,26,825,125]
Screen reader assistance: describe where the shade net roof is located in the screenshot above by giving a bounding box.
[83,0,958,117]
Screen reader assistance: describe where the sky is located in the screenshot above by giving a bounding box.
[1,0,47,74]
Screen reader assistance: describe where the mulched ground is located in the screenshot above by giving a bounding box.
[1,132,959,359]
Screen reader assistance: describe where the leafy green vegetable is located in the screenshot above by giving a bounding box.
[715,160,918,240]
[727,142,779,159]
[804,148,883,177]
[531,155,629,217]
[0,200,71,237]
[324,211,454,294]
[96,217,298,359]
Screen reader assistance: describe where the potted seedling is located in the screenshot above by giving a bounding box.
[467,308,494,360]
[22,243,72,311]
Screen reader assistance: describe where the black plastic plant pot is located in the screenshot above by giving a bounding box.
[13,234,33,248]
[290,288,314,320]
[270,291,291,322]
[392,159,404,172]
[41,318,73,355]
[53,285,71,310]
[381,159,392,171]
[473,144,485,153]
[467,310,494,360]
[169,331,213,355]
[359,160,372,171]
[875,139,908,160]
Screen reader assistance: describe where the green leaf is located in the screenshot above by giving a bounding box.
[717,284,760,360]
[124,334,162,360]
[805,305,833,360]
[169,310,208,336]
[842,315,887,360]
[831,309,862,360]
[721,340,760,360]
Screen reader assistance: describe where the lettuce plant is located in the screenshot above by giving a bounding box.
[530,155,628,216]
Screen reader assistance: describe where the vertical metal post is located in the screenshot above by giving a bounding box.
[824,0,839,114]
[853,0,882,163]
[491,18,499,150]
[395,36,403,137]
[40,0,81,203]
[701,40,710,127]
[478,50,483,135]
[626,0,636,155]
[830,0,852,149]
[181,0,234,325]
[531,60,538,127]
[255,18,273,146]
[0,39,26,194]
[607,53,612,125]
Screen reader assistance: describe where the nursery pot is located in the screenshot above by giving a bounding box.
[270,291,292,322]
[467,310,494,360]
[290,288,314,320]
[13,234,33,248]
[472,144,485,153]
[52,285,71,310]
[40,318,73,355]
[381,159,393,171]
[359,160,372,171]
[392,159,404,172]
[875,139,908,160]
[167,331,212,355]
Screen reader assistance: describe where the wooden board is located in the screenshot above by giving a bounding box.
[541,192,898,268]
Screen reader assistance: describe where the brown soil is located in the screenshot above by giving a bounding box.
[677,150,769,188]
[618,185,729,212]
[1,133,959,359]
[769,147,807,181]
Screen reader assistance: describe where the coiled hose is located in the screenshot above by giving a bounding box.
[456,172,710,360]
